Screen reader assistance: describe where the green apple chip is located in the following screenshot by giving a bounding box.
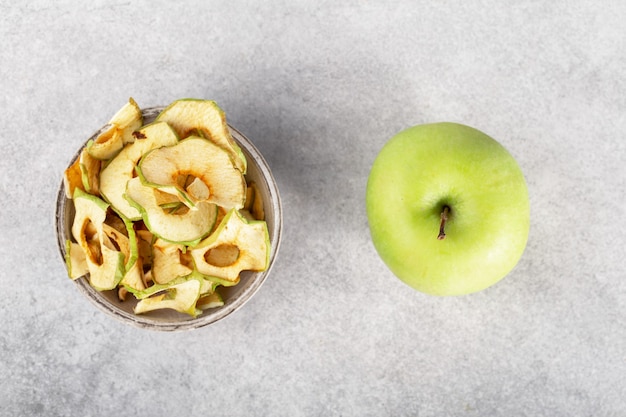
[134,278,202,317]
[190,209,269,283]
[136,136,246,210]
[156,98,246,173]
[71,189,125,291]
[124,177,218,246]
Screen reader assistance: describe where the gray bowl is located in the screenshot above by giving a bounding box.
[55,107,282,331]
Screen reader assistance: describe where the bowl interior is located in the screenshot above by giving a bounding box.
[55,107,282,331]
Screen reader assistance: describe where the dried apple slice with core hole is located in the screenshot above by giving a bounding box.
[137,136,246,210]
[190,209,269,283]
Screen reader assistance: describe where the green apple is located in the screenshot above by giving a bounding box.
[366,122,530,296]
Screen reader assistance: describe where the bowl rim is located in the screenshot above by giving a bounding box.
[55,106,282,331]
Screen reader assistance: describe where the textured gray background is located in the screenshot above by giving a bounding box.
[1,1,625,416]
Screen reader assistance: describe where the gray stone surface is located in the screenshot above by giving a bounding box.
[1,1,625,416]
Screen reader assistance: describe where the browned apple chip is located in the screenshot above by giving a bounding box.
[63,158,84,199]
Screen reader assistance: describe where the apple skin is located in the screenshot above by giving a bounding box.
[366,122,530,296]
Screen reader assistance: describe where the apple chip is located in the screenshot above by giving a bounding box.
[63,158,84,199]
[156,98,247,172]
[137,136,246,210]
[190,209,269,283]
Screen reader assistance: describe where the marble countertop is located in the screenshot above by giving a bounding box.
[1,1,624,416]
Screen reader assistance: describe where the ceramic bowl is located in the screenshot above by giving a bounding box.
[55,106,282,331]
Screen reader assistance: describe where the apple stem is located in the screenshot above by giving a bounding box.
[438,206,450,240]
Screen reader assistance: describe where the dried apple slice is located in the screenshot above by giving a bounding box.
[137,136,246,210]
[65,240,88,279]
[110,97,143,144]
[99,121,179,220]
[101,213,146,294]
[71,189,125,291]
[63,158,84,198]
[86,125,123,160]
[190,209,269,283]
[87,98,143,160]
[77,147,101,195]
[124,177,217,245]
[134,278,202,317]
[156,98,246,172]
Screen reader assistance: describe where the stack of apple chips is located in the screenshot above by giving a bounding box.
[63,98,270,317]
